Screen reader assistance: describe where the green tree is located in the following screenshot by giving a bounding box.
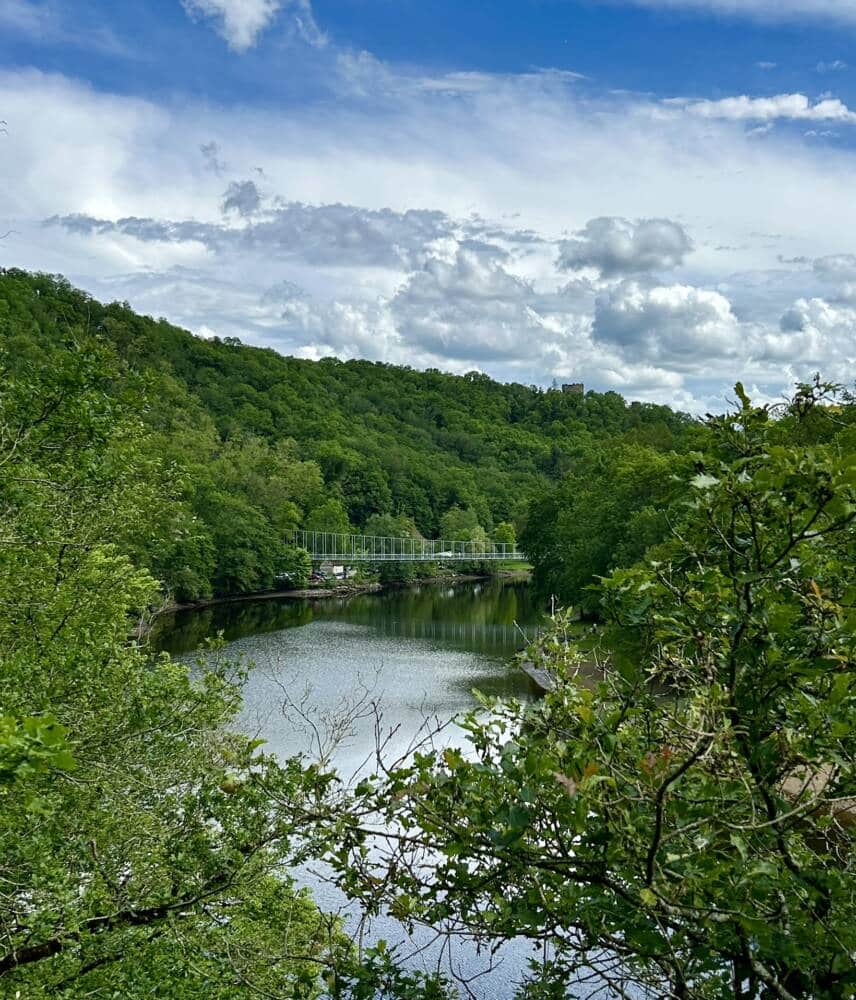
[522,443,685,615]
[439,505,482,541]
[0,269,702,600]
[341,462,393,526]
[197,488,286,595]
[494,520,517,548]
[0,715,74,790]
[364,513,423,583]
[305,498,353,535]
[332,383,856,999]
[281,545,312,588]
[0,332,350,997]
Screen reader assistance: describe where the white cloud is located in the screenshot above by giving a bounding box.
[335,51,585,102]
[608,0,856,27]
[666,93,856,123]
[3,65,856,411]
[415,69,586,95]
[809,254,856,303]
[221,179,263,216]
[389,247,553,363]
[558,217,693,276]
[593,281,743,367]
[817,60,848,73]
[0,0,131,55]
[47,199,460,269]
[181,0,323,51]
[813,254,856,282]
[768,297,856,375]
[0,0,44,34]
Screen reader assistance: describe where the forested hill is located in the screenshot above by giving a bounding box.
[0,268,701,601]
[5,267,856,998]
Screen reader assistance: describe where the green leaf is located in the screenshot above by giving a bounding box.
[690,473,720,490]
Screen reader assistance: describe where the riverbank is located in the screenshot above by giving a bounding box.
[520,659,555,692]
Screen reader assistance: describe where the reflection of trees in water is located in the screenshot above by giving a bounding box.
[368,618,538,651]
[152,600,315,654]
[339,579,538,630]
[152,579,541,657]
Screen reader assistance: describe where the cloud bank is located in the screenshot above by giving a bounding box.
[2,64,855,413]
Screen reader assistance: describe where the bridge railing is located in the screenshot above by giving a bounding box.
[288,530,524,562]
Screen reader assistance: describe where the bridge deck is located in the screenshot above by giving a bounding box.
[289,530,525,562]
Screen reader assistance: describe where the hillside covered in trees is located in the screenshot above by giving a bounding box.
[0,268,702,604]
[3,259,855,997]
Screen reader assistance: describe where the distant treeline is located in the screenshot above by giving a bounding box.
[1,268,703,604]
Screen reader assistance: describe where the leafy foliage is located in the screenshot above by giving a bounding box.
[521,441,694,613]
[0,268,698,601]
[0,324,352,996]
[0,715,74,790]
[7,267,853,997]
[330,383,856,999]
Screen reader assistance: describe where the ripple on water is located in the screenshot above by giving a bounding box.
[161,582,602,998]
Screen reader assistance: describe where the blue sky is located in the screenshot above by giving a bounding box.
[1,0,855,410]
[3,1,855,105]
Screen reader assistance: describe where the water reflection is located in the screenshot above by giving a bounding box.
[152,576,543,658]
[152,578,564,999]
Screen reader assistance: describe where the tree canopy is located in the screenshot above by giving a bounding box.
[327,382,856,999]
[0,268,699,602]
[3,268,854,998]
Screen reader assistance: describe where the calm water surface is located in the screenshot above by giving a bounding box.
[153,579,595,998]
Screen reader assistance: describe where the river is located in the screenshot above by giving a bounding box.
[152,578,588,998]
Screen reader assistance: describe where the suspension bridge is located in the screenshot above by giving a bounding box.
[289,530,524,562]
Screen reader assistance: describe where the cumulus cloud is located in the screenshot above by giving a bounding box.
[593,281,743,366]
[181,0,323,51]
[390,247,555,363]
[809,254,856,303]
[813,253,856,282]
[5,65,856,412]
[769,297,856,372]
[558,217,693,277]
[780,296,856,336]
[667,93,856,123]
[262,280,403,359]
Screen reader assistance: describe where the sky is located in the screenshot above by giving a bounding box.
[1,0,856,412]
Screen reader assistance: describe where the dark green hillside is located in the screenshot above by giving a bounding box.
[3,261,855,998]
[0,268,701,600]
